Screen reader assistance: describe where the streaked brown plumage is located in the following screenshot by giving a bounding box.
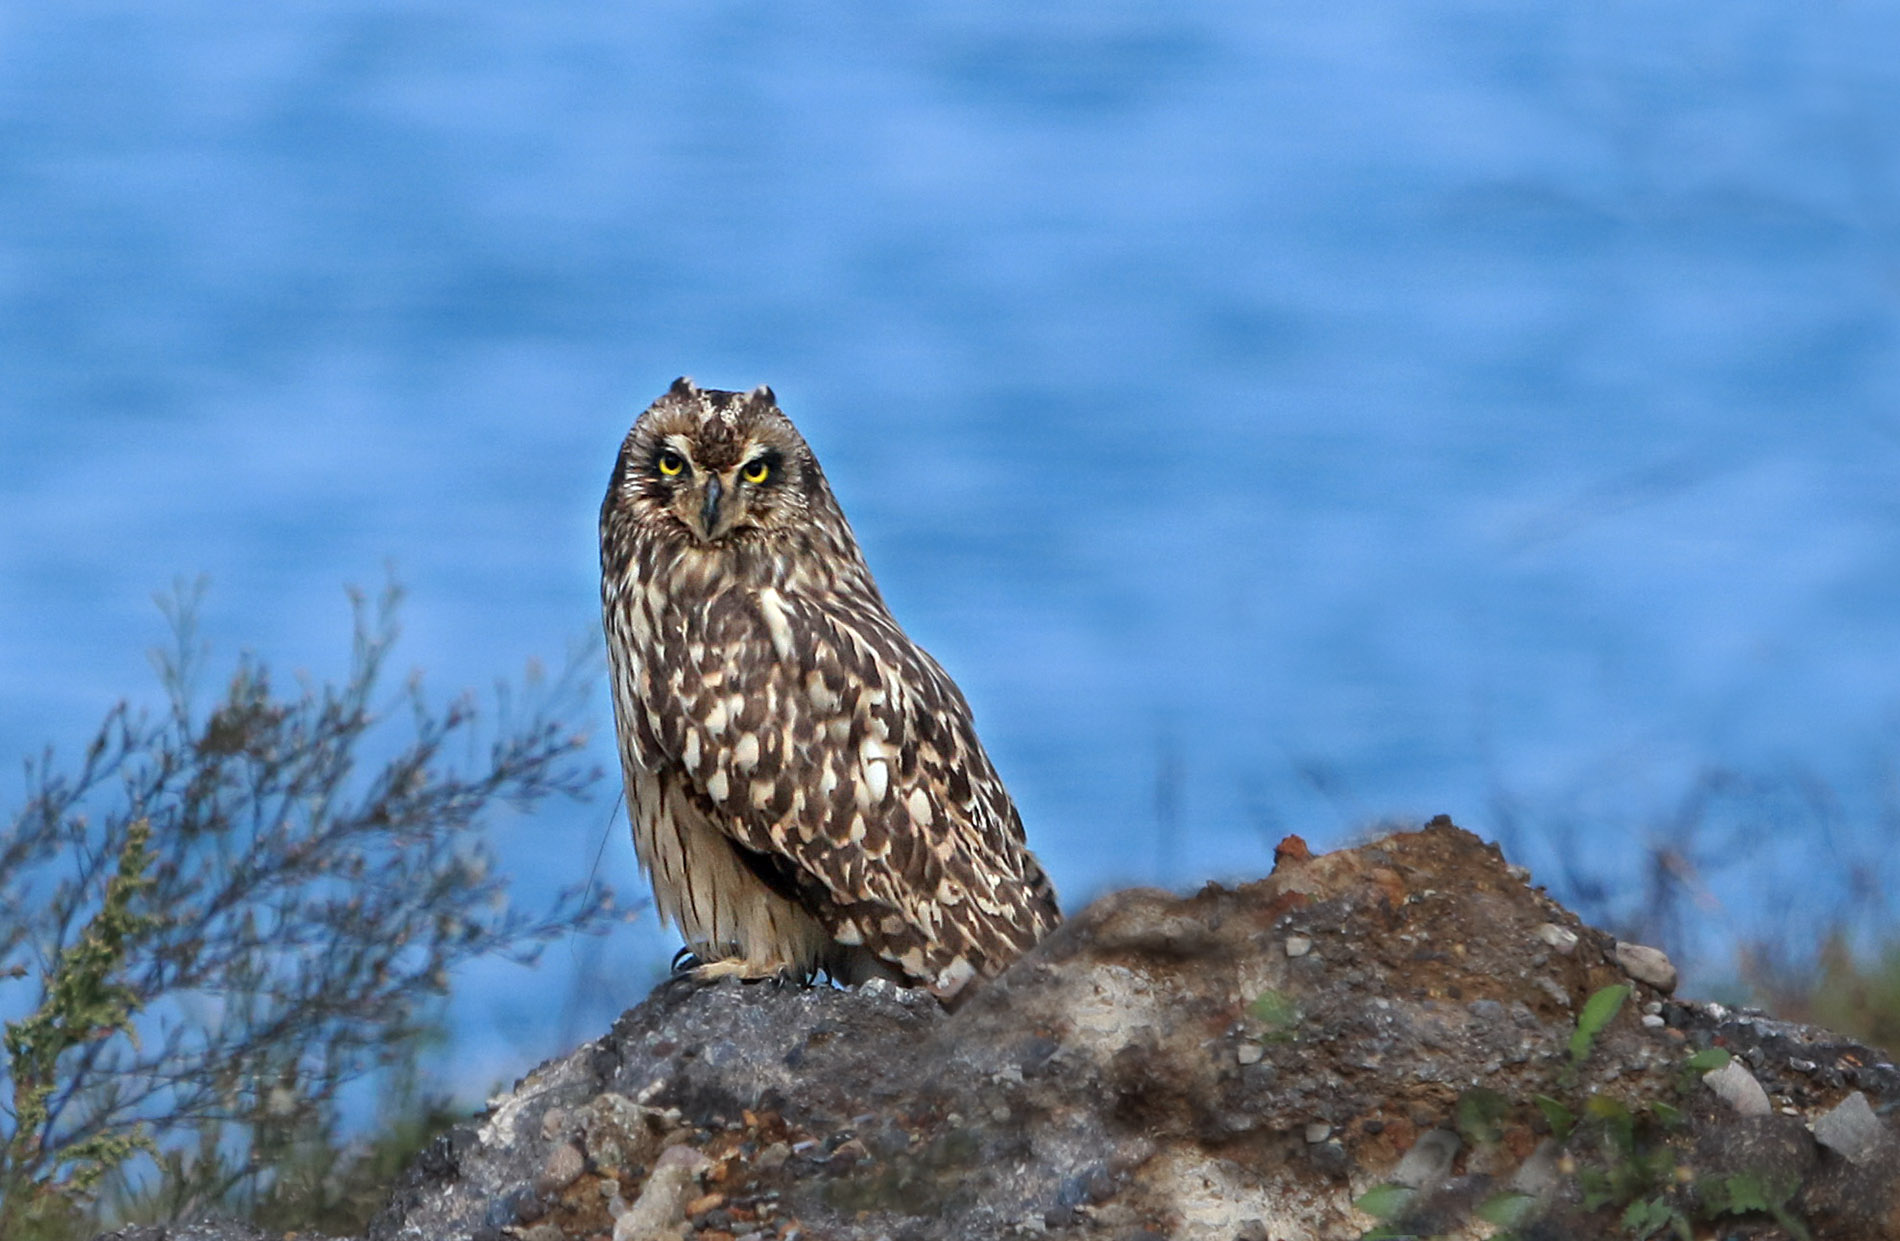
[600,378,1059,1001]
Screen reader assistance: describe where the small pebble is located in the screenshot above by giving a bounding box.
[534,1142,585,1195]
[1393,1129,1460,1189]
[1237,1042,1264,1066]
[1304,1122,1331,1143]
[1308,1140,1351,1179]
[1284,935,1312,958]
[1614,941,1679,993]
[1509,1139,1562,1196]
[1641,1014,1665,1029]
[1534,923,1578,955]
[1703,1059,1772,1116]
[613,1145,713,1241]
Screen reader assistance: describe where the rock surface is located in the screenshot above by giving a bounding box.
[100,818,1900,1241]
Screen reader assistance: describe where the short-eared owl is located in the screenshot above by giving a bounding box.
[600,378,1060,1001]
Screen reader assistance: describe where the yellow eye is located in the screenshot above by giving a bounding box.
[656,450,686,478]
[741,459,771,485]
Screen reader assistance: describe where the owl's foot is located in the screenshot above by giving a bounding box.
[692,956,805,988]
[667,944,806,988]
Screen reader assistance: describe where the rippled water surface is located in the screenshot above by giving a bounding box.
[5,2,1899,1059]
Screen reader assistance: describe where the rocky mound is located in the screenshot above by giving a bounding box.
[106,818,1900,1241]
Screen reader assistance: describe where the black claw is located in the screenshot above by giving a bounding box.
[669,946,704,977]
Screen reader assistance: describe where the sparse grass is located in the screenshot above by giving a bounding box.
[1742,934,1900,1056]
[1481,758,1900,1055]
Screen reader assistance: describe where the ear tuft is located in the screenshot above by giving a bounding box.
[748,384,777,406]
[669,376,698,396]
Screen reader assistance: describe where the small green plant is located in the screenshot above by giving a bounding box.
[1675,1045,1731,1096]
[1351,1181,1418,1240]
[1619,1194,1691,1241]
[1453,1086,1510,1147]
[1,821,159,1238]
[1570,983,1632,1064]
[1700,1173,1810,1241]
[1247,987,1301,1041]
[1532,1093,1575,1139]
[1557,1041,1821,1239]
[1572,1095,1679,1212]
[1351,1018,1827,1241]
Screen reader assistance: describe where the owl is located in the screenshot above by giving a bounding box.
[600,378,1060,1002]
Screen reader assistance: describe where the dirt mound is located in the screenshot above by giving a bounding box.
[108,818,1900,1241]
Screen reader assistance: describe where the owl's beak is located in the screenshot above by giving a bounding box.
[697,475,725,540]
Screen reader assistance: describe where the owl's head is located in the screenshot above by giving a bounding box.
[606,377,829,547]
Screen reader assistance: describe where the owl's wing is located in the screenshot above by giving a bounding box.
[652,584,1058,994]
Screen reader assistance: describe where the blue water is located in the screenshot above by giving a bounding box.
[6,3,1900,1075]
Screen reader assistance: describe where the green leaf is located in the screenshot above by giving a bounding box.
[1584,1094,1635,1154]
[1684,1047,1731,1073]
[1476,1191,1537,1227]
[1622,1197,1675,1239]
[1455,1086,1511,1146]
[1698,1170,1813,1240]
[1583,1094,1630,1122]
[1649,1100,1683,1128]
[1247,987,1300,1033]
[1533,1094,1575,1139]
[1570,984,1632,1062]
[1721,1173,1770,1212]
[1579,1166,1614,1211]
[1353,1183,1415,1220]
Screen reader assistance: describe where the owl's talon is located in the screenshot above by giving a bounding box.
[669,946,704,977]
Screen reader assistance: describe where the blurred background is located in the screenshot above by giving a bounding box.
[6,1,1900,1089]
